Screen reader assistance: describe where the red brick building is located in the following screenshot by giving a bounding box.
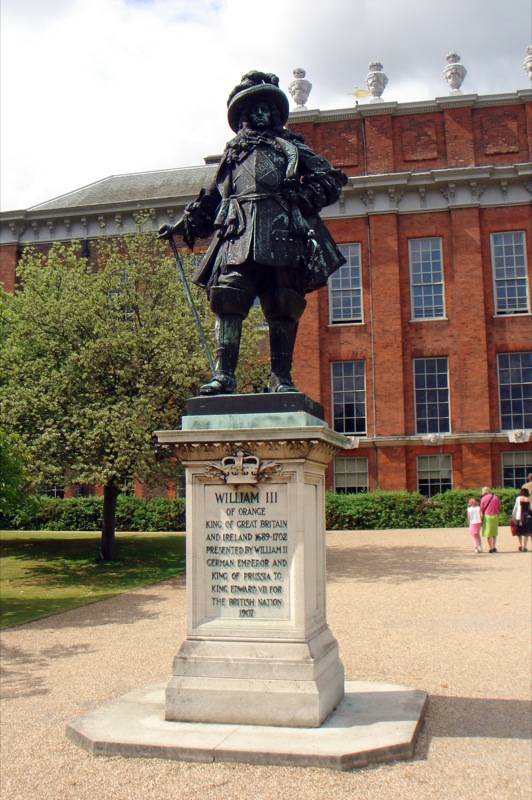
[1,90,531,494]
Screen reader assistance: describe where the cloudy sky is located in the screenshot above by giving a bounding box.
[1,0,530,211]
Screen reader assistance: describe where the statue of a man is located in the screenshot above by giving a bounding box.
[159,71,347,396]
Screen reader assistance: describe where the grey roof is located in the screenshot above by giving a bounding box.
[29,164,218,212]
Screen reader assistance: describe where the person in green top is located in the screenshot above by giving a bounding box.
[480,486,502,553]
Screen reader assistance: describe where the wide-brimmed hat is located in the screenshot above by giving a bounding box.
[227,81,289,133]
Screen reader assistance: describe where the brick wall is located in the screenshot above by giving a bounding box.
[289,101,530,173]
[289,100,531,491]
[0,244,18,293]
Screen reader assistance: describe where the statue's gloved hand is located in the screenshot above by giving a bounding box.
[158,218,188,243]
[283,178,316,215]
[282,177,302,206]
[157,223,176,240]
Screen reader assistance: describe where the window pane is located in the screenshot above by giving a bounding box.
[409,238,445,319]
[414,358,450,433]
[333,457,369,494]
[331,361,366,435]
[498,352,532,430]
[491,232,530,315]
[501,452,532,488]
[417,454,453,497]
[329,244,363,324]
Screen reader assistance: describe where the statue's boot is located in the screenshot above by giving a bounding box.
[268,318,299,393]
[200,314,242,395]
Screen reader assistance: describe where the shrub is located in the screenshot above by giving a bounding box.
[1,495,185,532]
[325,490,427,530]
[115,496,185,532]
[325,487,520,530]
[426,487,518,528]
[1,488,518,533]
[46,497,103,531]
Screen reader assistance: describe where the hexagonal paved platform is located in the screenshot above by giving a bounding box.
[66,680,428,771]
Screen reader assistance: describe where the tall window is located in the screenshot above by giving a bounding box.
[332,361,366,435]
[501,452,532,488]
[120,475,135,496]
[334,457,368,494]
[329,243,363,324]
[497,352,532,430]
[109,269,135,326]
[417,455,452,497]
[175,464,186,499]
[491,232,529,315]
[44,487,65,498]
[414,358,450,434]
[409,238,445,320]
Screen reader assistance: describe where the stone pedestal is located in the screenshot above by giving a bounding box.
[156,393,349,728]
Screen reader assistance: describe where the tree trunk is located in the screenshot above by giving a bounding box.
[99,482,119,561]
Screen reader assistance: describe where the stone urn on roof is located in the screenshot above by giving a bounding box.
[524,45,532,82]
[365,61,388,102]
[288,67,312,110]
[443,52,467,94]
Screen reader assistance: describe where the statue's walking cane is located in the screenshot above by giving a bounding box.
[166,235,216,375]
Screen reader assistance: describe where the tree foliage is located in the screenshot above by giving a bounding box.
[0,224,269,556]
[0,428,28,522]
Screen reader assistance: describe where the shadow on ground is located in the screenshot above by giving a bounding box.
[1,536,185,590]
[327,544,488,584]
[0,640,95,700]
[0,577,184,699]
[2,575,184,632]
[412,694,532,764]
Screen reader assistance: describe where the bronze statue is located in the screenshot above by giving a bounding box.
[159,70,347,396]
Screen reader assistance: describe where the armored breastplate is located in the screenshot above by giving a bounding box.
[232,146,286,196]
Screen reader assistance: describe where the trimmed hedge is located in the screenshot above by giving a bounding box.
[0,495,185,532]
[1,488,519,532]
[325,491,428,531]
[325,488,519,530]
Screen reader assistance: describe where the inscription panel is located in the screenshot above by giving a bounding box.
[203,483,292,621]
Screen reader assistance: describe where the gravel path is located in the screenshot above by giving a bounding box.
[1,527,531,800]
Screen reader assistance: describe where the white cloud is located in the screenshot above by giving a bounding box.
[1,0,530,210]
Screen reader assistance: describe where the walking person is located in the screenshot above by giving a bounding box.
[480,486,502,553]
[512,487,532,552]
[467,498,483,553]
[522,473,532,494]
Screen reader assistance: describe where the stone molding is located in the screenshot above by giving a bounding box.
[334,163,532,219]
[286,90,532,123]
[507,429,531,443]
[349,431,525,449]
[157,428,528,454]
[3,162,530,245]
[156,427,348,466]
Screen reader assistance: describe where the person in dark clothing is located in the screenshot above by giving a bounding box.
[512,487,532,551]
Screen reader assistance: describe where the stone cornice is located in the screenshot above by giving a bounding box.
[288,91,531,124]
[321,163,532,220]
[0,203,189,246]
[156,426,350,466]
[3,162,530,245]
[343,431,525,449]
[345,163,532,190]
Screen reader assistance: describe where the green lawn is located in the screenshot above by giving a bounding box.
[0,531,186,629]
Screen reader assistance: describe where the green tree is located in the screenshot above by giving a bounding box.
[0,428,28,523]
[0,225,268,558]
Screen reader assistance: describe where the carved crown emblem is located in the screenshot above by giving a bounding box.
[205,449,282,485]
[221,450,260,483]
